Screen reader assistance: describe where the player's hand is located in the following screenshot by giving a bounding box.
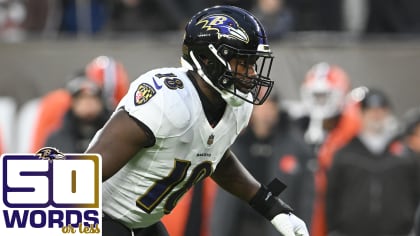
[271,213,309,236]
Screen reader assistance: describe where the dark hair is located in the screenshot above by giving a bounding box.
[360,88,391,110]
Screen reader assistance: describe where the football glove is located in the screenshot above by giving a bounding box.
[271,213,309,236]
[249,178,309,236]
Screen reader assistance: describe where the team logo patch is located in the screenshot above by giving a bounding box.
[36,147,66,161]
[0,147,102,235]
[207,134,215,145]
[134,83,156,106]
[196,14,249,43]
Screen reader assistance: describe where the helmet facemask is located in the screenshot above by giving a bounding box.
[216,44,274,106]
[181,5,275,106]
[182,43,274,106]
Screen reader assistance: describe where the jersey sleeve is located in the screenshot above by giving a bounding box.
[117,68,194,138]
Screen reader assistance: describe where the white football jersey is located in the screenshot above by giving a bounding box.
[100,67,253,228]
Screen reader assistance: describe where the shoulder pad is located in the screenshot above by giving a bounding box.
[119,68,197,137]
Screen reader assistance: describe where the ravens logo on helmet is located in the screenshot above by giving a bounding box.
[36,147,66,161]
[182,5,274,106]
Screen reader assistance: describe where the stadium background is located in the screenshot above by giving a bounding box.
[0,1,420,235]
[0,33,419,117]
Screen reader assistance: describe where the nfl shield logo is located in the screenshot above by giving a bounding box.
[207,134,214,145]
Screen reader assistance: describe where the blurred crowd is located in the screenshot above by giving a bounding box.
[0,55,419,236]
[0,1,419,236]
[208,62,420,236]
[1,0,420,42]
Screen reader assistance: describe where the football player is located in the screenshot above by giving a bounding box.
[86,5,309,236]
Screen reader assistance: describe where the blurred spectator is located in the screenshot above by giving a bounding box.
[0,0,26,42]
[211,93,313,236]
[85,55,130,110]
[356,88,399,154]
[366,0,420,34]
[299,62,356,148]
[326,88,419,236]
[46,72,110,153]
[397,106,420,236]
[297,62,361,236]
[58,0,108,35]
[213,0,254,11]
[23,0,108,37]
[109,0,188,32]
[16,88,72,153]
[176,0,215,19]
[251,0,294,40]
[341,0,368,34]
[399,106,420,156]
[0,96,17,153]
[22,0,49,33]
[288,0,343,31]
[16,56,129,153]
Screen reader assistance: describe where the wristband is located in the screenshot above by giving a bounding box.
[249,178,293,220]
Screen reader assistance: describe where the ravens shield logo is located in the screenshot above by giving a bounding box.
[36,147,66,161]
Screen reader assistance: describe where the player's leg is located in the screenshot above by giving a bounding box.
[133,221,169,236]
[102,214,133,236]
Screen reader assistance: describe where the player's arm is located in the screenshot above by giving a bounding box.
[85,109,155,181]
[212,149,309,236]
[211,149,260,201]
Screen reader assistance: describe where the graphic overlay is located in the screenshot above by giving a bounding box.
[0,147,102,236]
